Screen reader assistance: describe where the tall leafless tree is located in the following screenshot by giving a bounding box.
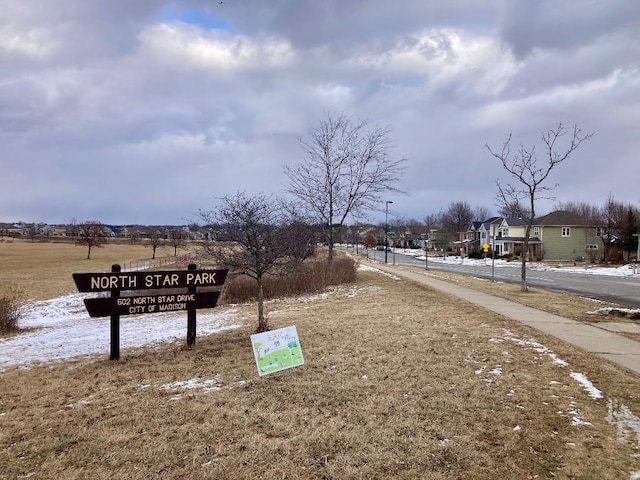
[145,228,164,259]
[285,112,406,262]
[75,221,107,259]
[497,200,531,219]
[486,122,592,291]
[473,206,492,222]
[599,194,626,264]
[423,212,442,232]
[167,228,188,256]
[422,211,442,256]
[199,192,316,332]
[68,217,79,238]
[441,201,474,242]
[553,200,600,220]
[620,206,639,262]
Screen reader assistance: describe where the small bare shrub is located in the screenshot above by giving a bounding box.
[0,286,24,334]
[221,256,357,304]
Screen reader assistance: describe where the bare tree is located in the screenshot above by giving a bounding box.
[199,192,316,332]
[285,112,406,262]
[441,201,473,241]
[599,194,627,264]
[423,212,442,231]
[553,200,599,220]
[75,221,107,259]
[167,228,188,256]
[421,211,442,259]
[390,215,408,248]
[129,227,142,244]
[27,224,38,242]
[145,228,164,259]
[620,205,639,262]
[497,200,531,219]
[486,122,592,291]
[68,217,79,238]
[473,206,492,222]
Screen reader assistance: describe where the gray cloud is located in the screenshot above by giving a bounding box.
[1,0,638,225]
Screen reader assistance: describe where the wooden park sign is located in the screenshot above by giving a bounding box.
[73,264,228,360]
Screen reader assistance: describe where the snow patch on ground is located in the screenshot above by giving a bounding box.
[607,399,640,446]
[570,371,604,400]
[156,374,250,401]
[587,307,640,319]
[1,293,245,372]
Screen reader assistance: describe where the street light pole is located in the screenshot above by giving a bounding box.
[633,233,640,273]
[491,234,495,282]
[385,200,393,264]
[421,233,429,270]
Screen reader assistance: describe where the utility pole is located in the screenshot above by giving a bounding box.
[385,200,393,264]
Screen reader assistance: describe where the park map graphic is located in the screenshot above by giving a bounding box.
[251,326,304,376]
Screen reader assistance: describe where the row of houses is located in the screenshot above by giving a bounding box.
[0,223,209,240]
[4,210,633,262]
[458,211,606,262]
[345,210,627,263]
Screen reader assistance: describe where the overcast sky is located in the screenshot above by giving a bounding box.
[1,0,638,226]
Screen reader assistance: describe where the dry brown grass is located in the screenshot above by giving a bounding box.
[2,264,640,478]
[2,244,640,478]
[0,239,183,301]
[417,267,630,324]
[221,256,357,304]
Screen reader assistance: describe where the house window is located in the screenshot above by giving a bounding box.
[561,227,571,237]
[532,227,540,237]
[586,244,598,250]
[596,227,603,237]
[502,228,509,237]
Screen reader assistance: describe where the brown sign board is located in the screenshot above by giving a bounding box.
[84,292,220,318]
[73,269,228,292]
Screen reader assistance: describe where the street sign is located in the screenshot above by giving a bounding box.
[83,292,220,318]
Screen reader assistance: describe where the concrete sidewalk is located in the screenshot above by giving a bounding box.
[369,261,640,375]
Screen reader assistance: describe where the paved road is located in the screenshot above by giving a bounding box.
[360,249,640,308]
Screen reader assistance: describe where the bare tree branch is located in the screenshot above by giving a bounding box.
[486,122,593,291]
[199,192,316,332]
[74,221,107,260]
[285,112,406,261]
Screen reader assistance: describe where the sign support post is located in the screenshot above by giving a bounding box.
[73,265,228,360]
[187,263,197,348]
[110,264,121,360]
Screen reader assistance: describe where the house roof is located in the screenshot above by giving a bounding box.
[534,210,593,227]
[481,216,502,229]
[502,217,527,227]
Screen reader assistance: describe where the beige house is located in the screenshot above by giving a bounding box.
[492,217,543,260]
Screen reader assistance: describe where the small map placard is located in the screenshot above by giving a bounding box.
[251,326,304,376]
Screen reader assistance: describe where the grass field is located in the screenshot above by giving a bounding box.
[2,241,640,478]
[0,239,191,301]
